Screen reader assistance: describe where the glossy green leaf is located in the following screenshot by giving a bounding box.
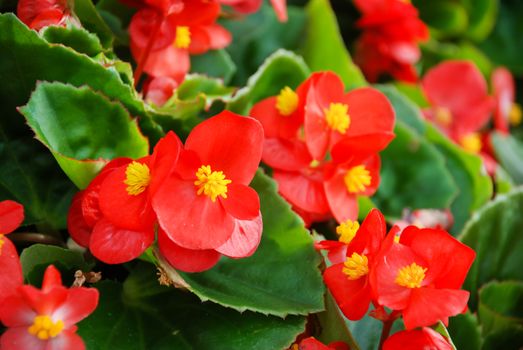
[78,263,306,350]
[479,281,523,334]
[74,0,114,48]
[164,171,324,317]
[447,312,483,350]
[226,49,310,115]
[433,322,458,350]
[374,121,458,218]
[19,82,149,189]
[481,325,523,350]
[460,0,499,41]
[461,188,523,307]
[491,132,523,184]
[191,50,236,85]
[20,244,93,286]
[414,0,468,38]
[42,26,104,57]
[302,0,366,90]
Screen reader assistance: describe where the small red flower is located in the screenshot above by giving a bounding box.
[0,265,99,350]
[371,226,475,329]
[0,200,24,303]
[296,337,350,350]
[17,0,73,31]
[383,327,453,350]
[491,67,521,134]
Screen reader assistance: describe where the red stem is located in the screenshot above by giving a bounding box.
[378,310,401,350]
[133,18,163,87]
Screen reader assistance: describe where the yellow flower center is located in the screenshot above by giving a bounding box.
[336,220,360,244]
[124,162,151,196]
[276,87,299,116]
[28,315,64,340]
[0,234,4,255]
[175,26,191,49]
[395,263,427,288]
[324,103,350,134]
[435,107,452,126]
[509,103,522,126]
[309,159,320,168]
[459,133,482,153]
[342,252,369,280]
[344,165,371,194]
[194,165,231,202]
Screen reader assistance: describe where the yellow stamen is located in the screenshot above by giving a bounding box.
[459,133,482,153]
[342,252,369,280]
[344,165,371,194]
[276,87,299,116]
[175,26,191,49]
[124,162,151,196]
[0,234,4,254]
[395,263,427,288]
[194,165,231,202]
[509,103,522,126]
[435,107,452,126]
[324,103,350,134]
[393,234,401,244]
[309,159,320,168]
[28,315,64,340]
[336,220,360,244]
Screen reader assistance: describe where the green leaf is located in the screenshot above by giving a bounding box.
[414,0,468,38]
[461,188,523,307]
[481,325,523,350]
[373,121,458,218]
[491,132,523,184]
[447,312,483,350]
[42,26,104,57]
[301,0,366,90]
[19,82,149,189]
[460,0,499,41]
[226,49,310,115]
[163,171,324,317]
[345,311,404,350]
[74,0,114,48]
[479,281,523,335]
[20,244,93,286]
[191,50,236,85]
[78,263,306,350]
[433,322,458,350]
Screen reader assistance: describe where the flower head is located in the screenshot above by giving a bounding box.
[383,327,453,350]
[17,0,73,30]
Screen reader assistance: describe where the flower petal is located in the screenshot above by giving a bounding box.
[66,192,91,247]
[0,327,46,350]
[220,184,260,220]
[0,238,23,302]
[0,200,24,234]
[0,295,35,327]
[262,138,312,172]
[47,330,86,350]
[216,213,263,258]
[52,288,99,327]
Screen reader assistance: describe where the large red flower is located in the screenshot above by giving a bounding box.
[17,0,73,30]
[0,200,24,303]
[153,111,264,271]
[353,0,428,82]
[0,265,98,350]
[422,61,495,153]
[383,327,453,350]
[371,226,475,329]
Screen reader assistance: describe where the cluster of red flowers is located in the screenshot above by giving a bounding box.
[316,209,474,340]
[0,201,99,350]
[16,0,75,30]
[249,71,395,225]
[68,112,264,272]
[352,0,429,83]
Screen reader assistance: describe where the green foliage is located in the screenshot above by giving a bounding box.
[414,0,469,38]
[171,171,325,317]
[74,0,114,48]
[191,50,236,85]
[42,26,104,57]
[491,132,523,184]
[448,312,483,350]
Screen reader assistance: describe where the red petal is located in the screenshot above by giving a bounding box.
[0,200,24,234]
[90,219,154,264]
[331,132,395,163]
[216,213,263,258]
[47,331,86,350]
[383,328,453,350]
[203,24,232,50]
[129,8,174,51]
[270,0,287,22]
[0,327,46,350]
[348,208,387,257]
[221,184,260,220]
[187,26,211,54]
[42,265,62,292]
[262,138,312,171]
[158,229,220,273]
[0,238,23,302]
[492,67,514,133]
[131,41,190,80]
[185,111,264,185]
[0,294,35,327]
[52,288,99,327]
[153,176,235,249]
[149,131,182,194]
[19,284,68,316]
[249,97,303,139]
[298,337,331,350]
[67,192,92,247]
[403,288,469,329]
[315,240,347,265]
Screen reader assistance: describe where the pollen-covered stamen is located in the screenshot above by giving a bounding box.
[342,252,369,280]
[124,161,151,196]
[276,87,299,116]
[324,103,350,134]
[336,220,360,244]
[28,315,64,340]
[175,26,191,49]
[344,165,371,194]
[395,263,427,288]
[435,107,452,126]
[194,165,231,202]
[459,132,482,153]
[509,103,522,126]
[0,234,4,254]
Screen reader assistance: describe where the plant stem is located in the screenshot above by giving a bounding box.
[378,318,394,350]
[9,232,66,247]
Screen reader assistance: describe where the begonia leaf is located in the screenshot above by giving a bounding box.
[74,0,114,48]
[478,281,523,335]
[413,1,468,38]
[166,171,324,317]
[19,82,149,189]
[491,131,523,184]
[301,0,366,90]
[447,312,483,350]
[460,0,499,41]
[20,244,93,286]
[227,49,310,115]
[78,263,306,350]
[376,85,426,135]
[345,311,404,350]
[481,326,523,350]
[42,26,104,57]
[191,49,236,85]
[373,121,458,218]
[461,188,523,307]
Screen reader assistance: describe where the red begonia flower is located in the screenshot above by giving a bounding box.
[0,265,98,350]
[153,111,264,252]
[371,226,475,329]
[297,337,350,350]
[422,61,494,153]
[17,0,72,30]
[0,201,24,303]
[322,209,387,320]
[383,327,453,350]
[144,76,179,106]
[491,67,521,134]
[353,0,428,82]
